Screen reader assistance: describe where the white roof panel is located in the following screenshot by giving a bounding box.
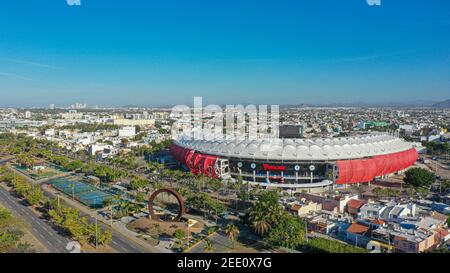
[173,133,415,161]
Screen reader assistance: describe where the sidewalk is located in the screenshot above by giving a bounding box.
[114,221,171,253]
[41,184,167,253]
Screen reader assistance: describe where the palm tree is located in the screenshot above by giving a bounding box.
[252,219,270,236]
[248,203,272,236]
[103,195,121,225]
[204,239,213,253]
[224,224,240,249]
[152,181,164,191]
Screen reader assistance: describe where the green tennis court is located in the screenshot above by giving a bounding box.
[48,176,112,208]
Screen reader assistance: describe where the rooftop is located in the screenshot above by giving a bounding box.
[174,132,416,161]
[347,199,366,209]
[347,223,370,234]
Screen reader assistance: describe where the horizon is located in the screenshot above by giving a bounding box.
[1,98,449,109]
[1,1,450,107]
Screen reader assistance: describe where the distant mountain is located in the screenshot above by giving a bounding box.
[432,99,450,108]
[319,101,375,107]
[120,104,145,108]
[288,100,439,108]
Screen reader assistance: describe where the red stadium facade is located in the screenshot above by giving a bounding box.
[170,134,419,190]
[170,143,220,178]
[335,148,418,184]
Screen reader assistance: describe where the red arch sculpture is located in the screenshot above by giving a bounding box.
[148,188,185,222]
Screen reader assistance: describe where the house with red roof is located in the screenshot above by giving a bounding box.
[346,199,366,216]
[346,223,371,247]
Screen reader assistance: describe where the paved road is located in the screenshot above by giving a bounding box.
[0,187,71,253]
[41,189,150,253]
[2,158,155,253]
[0,185,148,253]
[0,157,13,164]
[188,232,231,253]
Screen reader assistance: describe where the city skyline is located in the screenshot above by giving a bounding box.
[1,1,450,107]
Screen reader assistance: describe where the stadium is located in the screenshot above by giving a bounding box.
[170,133,419,192]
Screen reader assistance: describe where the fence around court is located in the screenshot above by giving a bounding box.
[11,163,58,180]
[48,176,112,208]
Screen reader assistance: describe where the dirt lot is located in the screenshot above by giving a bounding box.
[128,217,204,239]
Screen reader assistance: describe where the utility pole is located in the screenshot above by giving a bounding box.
[436,160,442,194]
[110,205,113,226]
[387,232,391,253]
[187,222,190,248]
[95,217,98,249]
[215,208,218,225]
[305,222,308,242]
[247,179,250,202]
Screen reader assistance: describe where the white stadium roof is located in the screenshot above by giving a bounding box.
[173,133,416,161]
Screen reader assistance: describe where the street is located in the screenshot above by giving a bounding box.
[0,186,71,253]
[1,158,158,253]
[40,185,151,253]
[188,231,231,253]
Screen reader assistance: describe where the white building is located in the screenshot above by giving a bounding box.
[118,126,136,137]
[44,128,56,136]
[76,136,92,146]
[61,110,83,120]
[358,203,387,219]
[88,144,114,156]
[113,118,155,126]
[359,202,416,223]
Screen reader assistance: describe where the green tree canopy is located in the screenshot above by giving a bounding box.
[403,168,436,188]
[263,212,306,249]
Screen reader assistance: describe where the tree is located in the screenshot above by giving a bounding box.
[204,239,213,253]
[224,224,240,249]
[440,179,450,193]
[135,193,146,203]
[12,177,32,198]
[423,141,449,155]
[102,195,120,222]
[404,168,436,188]
[16,153,36,169]
[121,138,129,147]
[129,177,149,191]
[250,210,271,236]
[92,227,113,246]
[186,192,225,216]
[66,160,84,172]
[173,229,186,241]
[246,190,283,236]
[25,187,43,206]
[152,181,164,191]
[304,237,368,253]
[46,199,112,247]
[0,207,33,253]
[264,212,306,249]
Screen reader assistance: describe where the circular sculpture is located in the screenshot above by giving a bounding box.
[148,188,185,222]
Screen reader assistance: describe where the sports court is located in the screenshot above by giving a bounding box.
[48,176,112,208]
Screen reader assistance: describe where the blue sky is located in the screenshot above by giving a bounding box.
[0,0,449,107]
